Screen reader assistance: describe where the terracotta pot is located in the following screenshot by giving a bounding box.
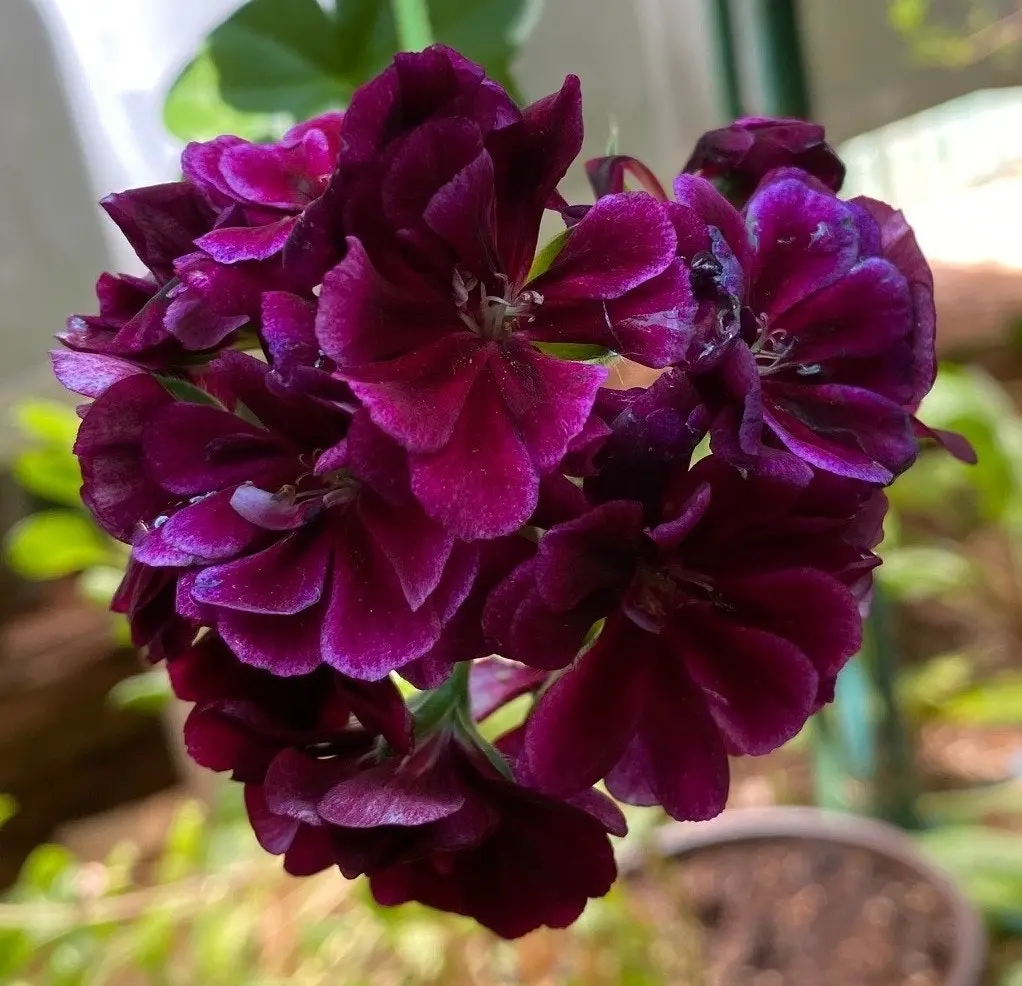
[627,807,986,986]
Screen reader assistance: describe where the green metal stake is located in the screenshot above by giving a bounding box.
[747,0,812,118]
[390,0,435,52]
[708,0,744,121]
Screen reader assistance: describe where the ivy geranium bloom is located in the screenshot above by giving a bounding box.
[682,116,845,206]
[182,113,345,266]
[487,442,882,820]
[76,352,477,680]
[316,51,690,539]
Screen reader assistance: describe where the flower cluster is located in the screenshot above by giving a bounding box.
[55,48,970,938]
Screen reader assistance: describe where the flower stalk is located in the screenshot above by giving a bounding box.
[390,0,435,51]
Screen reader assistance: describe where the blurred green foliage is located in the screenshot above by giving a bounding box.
[164,0,543,142]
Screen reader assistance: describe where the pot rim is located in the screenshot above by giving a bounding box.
[626,806,986,986]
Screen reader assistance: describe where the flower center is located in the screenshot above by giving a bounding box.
[625,563,717,633]
[453,269,543,341]
[748,317,821,379]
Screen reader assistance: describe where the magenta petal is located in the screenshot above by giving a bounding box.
[746,178,858,320]
[245,785,300,856]
[320,529,442,679]
[75,375,174,542]
[765,384,914,482]
[635,650,731,821]
[525,620,646,796]
[912,417,978,465]
[220,142,309,209]
[470,658,548,721]
[230,484,307,530]
[781,258,912,363]
[671,174,749,267]
[145,403,286,496]
[217,606,324,675]
[159,490,259,560]
[411,369,539,540]
[195,217,296,263]
[343,334,488,454]
[319,763,465,828]
[675,610,818,755]
[532,192,676,301]
[50,350,141,398]
[586,155,667,200]
[316,237,452,367]
[491,340,607,472]
[181,136,245,202]
[358,495,454,611]
[718,568,861,680]
[192,529,329,614]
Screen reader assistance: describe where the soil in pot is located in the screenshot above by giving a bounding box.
[630,837,960,986]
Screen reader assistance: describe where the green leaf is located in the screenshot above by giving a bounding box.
[897,651,973,720]
[108,669,173,715]
[533,342,615,363]
[17,844,78,898]
[3,511,111,581]
[78,564,130,610]
[527,227,570,281]
[165,0,542,141]
[208,0,352,117]
[940,673,1022,726]
[877,544,974,601]
[158,801,208,883]
[12,447,82,507]
[12,400,79,446]
[164,48,289,142]
[0,793,16,830]
[155,375,225,407]
[918,782,1022,825]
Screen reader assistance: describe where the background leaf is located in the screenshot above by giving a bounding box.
[3,510,112,581]
[164,0,542,141]
[108,669,173,715]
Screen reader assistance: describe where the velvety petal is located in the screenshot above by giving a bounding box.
[319,762,465,828]
[780,258,912,364]
[50,350,141,398]
[525,619,647,796]
[316,237,452,367]
[342,334,487,454]
[765,383,915,482]
[181,136,246,204]
[586,155,667,200]
[100,182,215,280]
[491,74,583,282]
[245,785,300,856]
[195,217,297,263]
[192,528,329,614]
[319,526,443,679]
[230,484,309,530]
[220,142,311,209]
[470,658,548,721]
[534,500,645,610]
[216,606,324,676]
[75,374,175,541]
[491,339,607,472]
[410,369,539,540]
[158,489,259,561]
[145,402,288,496]
[745,178,858,320]
[717,568,861,680]
[530,192,676,301]
[912,417,977,464]
[674,609,818,755]
[671,175,749,267]
[358,494,454,611]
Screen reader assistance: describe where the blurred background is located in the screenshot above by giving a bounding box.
[3,0,1022,983]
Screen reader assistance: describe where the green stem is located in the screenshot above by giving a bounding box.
[746,0,812,118]
[708,0,744,121]
[864,583,922,830]
[390,0,434,52]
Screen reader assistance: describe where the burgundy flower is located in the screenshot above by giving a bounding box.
[183,113,345,266]
[58,181,289,370]
[682,116,845,206]
[315,52,691,538]
[77,352,477,678]
[487,453,882,820]
[668,171,930,483]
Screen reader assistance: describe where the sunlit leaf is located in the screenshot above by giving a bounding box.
[3,510,111,581]
[12,400,79,446]
[108,669,173,715]
[877,544,974,601]
[940,673,1022,726]
[12,448,82,507]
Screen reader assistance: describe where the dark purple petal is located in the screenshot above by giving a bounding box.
[195,217,297,263]
[192,528,330,614]
[745,179,858,321]
[50,350,141,398]
[585,155,667,200]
